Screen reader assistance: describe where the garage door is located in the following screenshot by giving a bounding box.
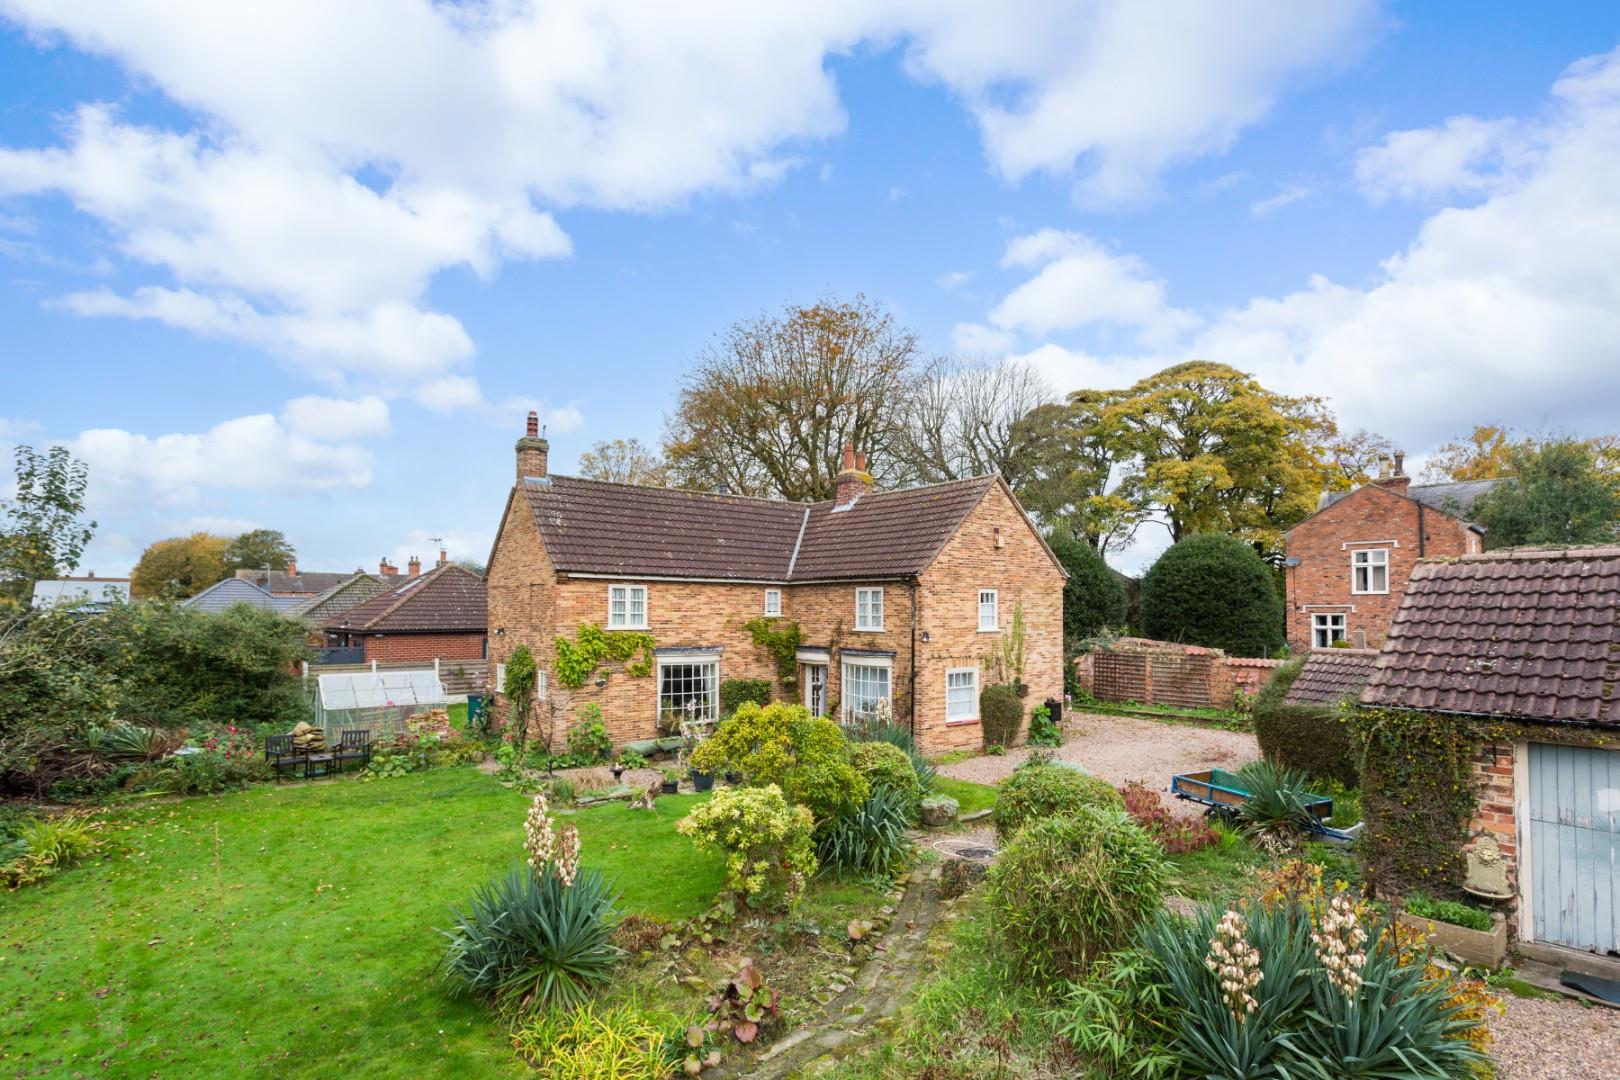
[1528,743,1620,954]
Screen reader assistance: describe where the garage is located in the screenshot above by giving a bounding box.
[1527,743,1620,954]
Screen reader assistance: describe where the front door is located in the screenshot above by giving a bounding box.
[803,663,827,717]
[1528,743,1620,953]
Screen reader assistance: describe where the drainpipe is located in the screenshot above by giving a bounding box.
[908,579,919,740]
[1417,502,1427,557]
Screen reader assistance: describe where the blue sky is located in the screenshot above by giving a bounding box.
[3,2,1619,575]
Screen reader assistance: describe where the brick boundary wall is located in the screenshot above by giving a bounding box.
[1075,638,1283,710]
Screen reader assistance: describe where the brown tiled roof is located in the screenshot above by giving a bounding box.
[235,568,353,595]
[519,474,1002,582]
[1360,545,1620,725]
[287,573,391,622]
[326,564,486,633]
[1284,649,1380,705]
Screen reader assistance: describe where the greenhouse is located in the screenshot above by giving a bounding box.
[309,666,450,736]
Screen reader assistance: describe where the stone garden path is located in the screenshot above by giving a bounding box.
[710,864,948,1080]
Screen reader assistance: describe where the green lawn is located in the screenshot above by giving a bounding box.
[0,770,723,1078]
[930,776,998,817]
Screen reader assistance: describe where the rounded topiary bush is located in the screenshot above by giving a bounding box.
[992,762,1125,841]
[988,806,1170,985]
[1047,529,1128,641]
[1252,659,1360,787]
[980,683,1023,748]
[1140,533,1284,657]
[848,741,922,820]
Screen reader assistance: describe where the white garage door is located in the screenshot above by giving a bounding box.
[1528,743,1620,954]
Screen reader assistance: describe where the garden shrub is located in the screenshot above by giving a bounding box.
[988,807,1170,986]
[1233,758,1320,852]
[677,784,817,911]
[848,741,921,820]
[992,762,1124,841]
[1403,892,1494,932]
[842,707,935,793]
[719,678,772,717]
[1252,660,1360,787]
[0,812,99,888]
[566,704,613,761]
[815,786,914,877]
[688,702,865,821]
[509,1001,677,1080]
[979,683,1023,749]
[1139,533,1284,657]
[1027,702,1061,747]
[1119,781,1217,855]
[1047,529,1128,642]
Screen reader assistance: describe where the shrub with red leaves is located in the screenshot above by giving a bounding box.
[1118,781,1217,855]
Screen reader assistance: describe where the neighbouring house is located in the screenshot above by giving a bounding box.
[284,571,391,648]
[235,561,357,598]
[31,573,130,611]
[182,577,305,613]
[1360,544,1620,957]
[486,412,1065,755]
[324,563,487,664]
[1283,451,1499,651]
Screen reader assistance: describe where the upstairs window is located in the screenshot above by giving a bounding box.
[1312,613,1347,648]
[977,589,999,632]
[855,587,884,631]
[764,588,782,617]
[609,584,649,628]
[1351,549,1389,594]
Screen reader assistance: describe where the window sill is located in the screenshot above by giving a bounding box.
[976,628,1000,634]
[606,624,650,631]
[945,717,981,727]
[852,627,885,633]
[1348,591,1389,597]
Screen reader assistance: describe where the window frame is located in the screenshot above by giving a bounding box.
[1350,548,1389,595]
[854,587,885,631]
[656,653,720,729]
[763,588,782,617]
[977,589,999,632]
[841,655,892,723]
[945,667,979,723]
[495,662,507,696]
[1312,613,1347,648]
[607,583,650,629]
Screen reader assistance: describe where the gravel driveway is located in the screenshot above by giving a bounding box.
[935,711,1259,818]
[1489,996,1620,1079]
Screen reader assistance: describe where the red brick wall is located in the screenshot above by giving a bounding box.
[1284,485,1479,651]
[361,632,486,663]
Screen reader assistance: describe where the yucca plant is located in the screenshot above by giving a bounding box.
[815,787,914,876]
[83,722,174,761]
[1234,758,1317,853]
[439,864,622,1009]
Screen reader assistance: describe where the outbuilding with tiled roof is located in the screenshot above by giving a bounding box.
[325,564,487,665]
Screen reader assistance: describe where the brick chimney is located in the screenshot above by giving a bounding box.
[516,410,549,481]
[436,548,448,568]
[833,443,873,506]
[407,555,421,578]
[286,559,297,576]
[380,557,399,577]
[1372,449,1411,495]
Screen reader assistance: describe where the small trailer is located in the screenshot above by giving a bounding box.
[1170,768,1361,843]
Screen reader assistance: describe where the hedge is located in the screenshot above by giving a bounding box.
[1252,660,1360,787]
[1140,533,1283,658]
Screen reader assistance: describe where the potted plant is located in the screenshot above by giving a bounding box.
[660,768,681,795]
[1395,893,1508,969]
[688,765,714,792]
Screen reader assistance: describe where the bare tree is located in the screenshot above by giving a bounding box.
[663,297,922,500]
[899,359,1056,483]
[577,438,670,486]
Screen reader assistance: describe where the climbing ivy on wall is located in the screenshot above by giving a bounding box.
[554,623,656,689]
[743,617,802,690]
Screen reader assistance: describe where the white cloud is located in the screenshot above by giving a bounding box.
[0,0,1381,388]
[412,375,584,435]
[170,514,261,536]
[987,229,1198,345]
[69,411,376,508]
[1250,182,1313,217]
[937,270,971,291]
[1354,116,1518,203]
[281,395,391,440]
[950,321,1018,356]
[968,46,1620,450]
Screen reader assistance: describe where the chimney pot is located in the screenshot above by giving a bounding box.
[841,443,856,470]
[516,412,550,481]
[526,410,539,438]
[407,556,421,578]
[286,559,297,576]
[1393,450,1406,476]
[834,445,874,505]
[437,548,448,567]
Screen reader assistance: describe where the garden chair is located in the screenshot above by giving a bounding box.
[333,729,373,773]
[264,735,300,783]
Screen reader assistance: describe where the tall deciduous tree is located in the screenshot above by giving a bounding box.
[663,297,921,500]
[1421,424,1516,482]
[0,445,96,613]
[897,360,1055,484]
[1009,393,1148,556]
[130,533,230,599]
[1103,361,1324,555]
[222,529,297,574]
[577,438,670,487]
[1472,438,1620,548]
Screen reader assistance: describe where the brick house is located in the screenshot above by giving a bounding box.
[324,562,486,663]
[1360,545,1620,956]
[486,414,1065,754]
[1282,453,1497,651]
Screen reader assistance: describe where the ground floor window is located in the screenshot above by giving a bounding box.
[1312,613,1347,648]
[658,657,718,730]
[946,668,979,721]
[842,660,891,723]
